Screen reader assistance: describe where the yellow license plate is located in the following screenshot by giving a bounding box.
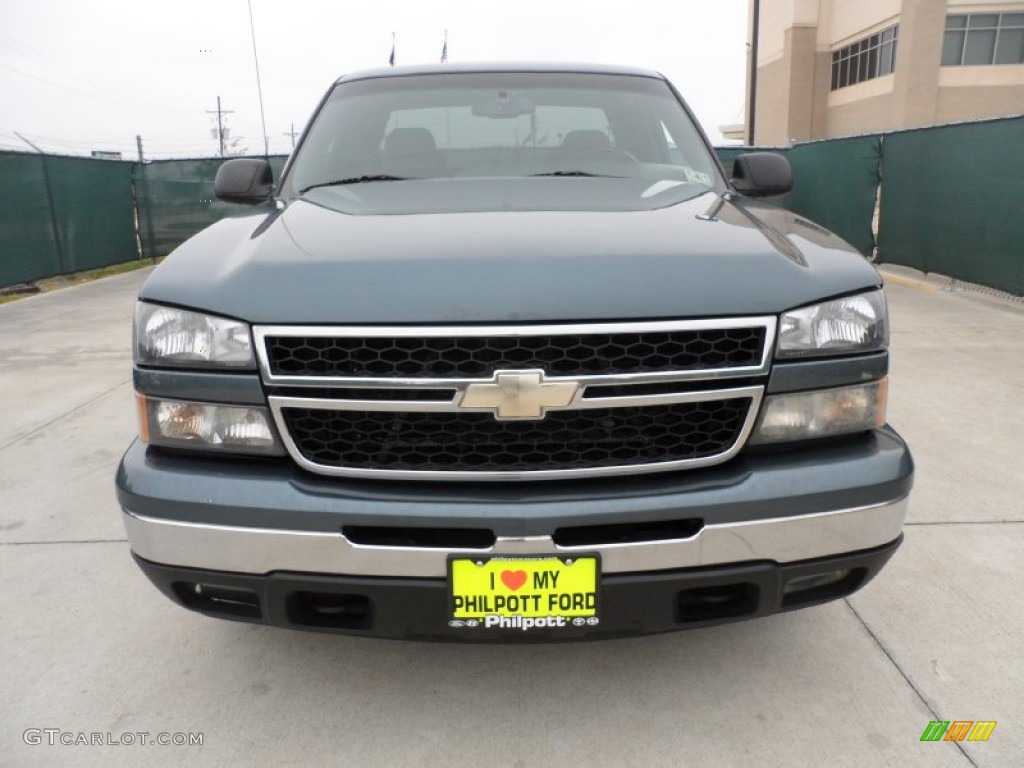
[448,555,600,631]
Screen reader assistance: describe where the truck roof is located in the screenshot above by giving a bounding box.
[336,61,664,84]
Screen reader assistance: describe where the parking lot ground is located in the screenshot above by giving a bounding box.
[1,268,1021,767]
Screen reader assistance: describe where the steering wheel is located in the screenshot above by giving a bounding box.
[575,148,641,164]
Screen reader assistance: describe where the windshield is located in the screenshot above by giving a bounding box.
[282,72,723,213]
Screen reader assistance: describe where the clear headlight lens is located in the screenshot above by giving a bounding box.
[777,290,887,357]
[135,302,254,368]
[750,379,887,444]
[137,395,283,455]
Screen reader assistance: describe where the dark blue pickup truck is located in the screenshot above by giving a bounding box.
[117,63,912,640]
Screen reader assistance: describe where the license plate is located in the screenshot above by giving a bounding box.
[448,555,600,632]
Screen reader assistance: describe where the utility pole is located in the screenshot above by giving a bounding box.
[136,135,144,162]
[283,123,298,148]
[207,96,234,156]
[748,0,761,146]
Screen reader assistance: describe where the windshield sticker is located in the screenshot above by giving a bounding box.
[684,168,712,186]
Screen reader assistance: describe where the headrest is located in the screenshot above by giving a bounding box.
[560,130,611,152]
[385,127,437,156]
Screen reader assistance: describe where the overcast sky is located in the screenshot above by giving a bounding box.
[1,0,750,159]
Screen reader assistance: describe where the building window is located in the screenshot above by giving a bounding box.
[942,13,1024,66]
[831,26,899,90]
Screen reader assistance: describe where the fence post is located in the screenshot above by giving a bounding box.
[39,155,68,282]
[132,161,157,259]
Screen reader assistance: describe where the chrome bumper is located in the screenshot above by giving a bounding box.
[122,495,907,578]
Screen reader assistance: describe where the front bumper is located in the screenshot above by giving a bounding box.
[133,538,901,641]
[117,427,912,640]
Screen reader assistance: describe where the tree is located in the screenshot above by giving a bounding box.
[209,118,249,156]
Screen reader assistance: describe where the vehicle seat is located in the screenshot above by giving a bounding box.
[383,127,446,178]
[560,130,612,153]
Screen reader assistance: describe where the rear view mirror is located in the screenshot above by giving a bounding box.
[731,153,792,197]
[215,158,274,204]
[471,91,535,119]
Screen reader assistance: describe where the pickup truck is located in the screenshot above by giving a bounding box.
[117,62,913,640]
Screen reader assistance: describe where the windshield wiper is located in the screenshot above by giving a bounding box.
[299,175,409,193]
[531,171,623,178]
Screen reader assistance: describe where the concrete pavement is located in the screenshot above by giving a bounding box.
[0,268,1020,767]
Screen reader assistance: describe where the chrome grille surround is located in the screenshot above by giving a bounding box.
[254,318,775,481]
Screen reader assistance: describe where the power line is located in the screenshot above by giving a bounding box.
[0,60,197,115]
[0,32,142,99]
[3,132,136,146]
[1,130,286,160]
[0,31,198,112]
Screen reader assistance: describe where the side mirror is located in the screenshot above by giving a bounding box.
[731,152,792,197]
[214,158,274,204]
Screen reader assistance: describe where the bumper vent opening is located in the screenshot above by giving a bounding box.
[554,518,703,547]
[342,526,496,549]
[781,568,865,609]
[675,583,759,623]
[287,591,373,630]
[173,582,261,620]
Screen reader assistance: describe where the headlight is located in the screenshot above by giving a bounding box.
[777,290,887,357]
[750,379,887,444]
[135,302,254,368]
[137,395,283,455]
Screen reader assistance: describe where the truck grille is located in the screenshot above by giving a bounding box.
[255,319,774,480]
[264,327,766,378]
[281,400,752,472]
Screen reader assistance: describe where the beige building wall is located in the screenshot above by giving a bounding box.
[829,0,902,44]
[754,26,822,144]
[749,0,1024,144]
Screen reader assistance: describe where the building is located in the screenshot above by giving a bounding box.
[740,0,1024,145]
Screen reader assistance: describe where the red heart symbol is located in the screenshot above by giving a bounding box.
[500,570,527,591]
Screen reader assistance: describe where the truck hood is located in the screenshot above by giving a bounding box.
[140,192,881,324]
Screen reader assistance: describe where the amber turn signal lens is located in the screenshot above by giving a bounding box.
[136,393,151,443]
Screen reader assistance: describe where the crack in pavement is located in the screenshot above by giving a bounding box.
[844,599,980,768]
[0,378,131,453]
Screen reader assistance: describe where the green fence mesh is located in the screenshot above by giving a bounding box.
[135,155,289,258]
[0,153,59,286]
[877,116,1023,295]
[0,152,136,286]
[785,135,881,257]
[717,138,881,257]
[2,134,1021,295]
[47,156,138,273]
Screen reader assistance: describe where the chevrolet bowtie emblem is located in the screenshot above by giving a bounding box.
[459,370,579,420]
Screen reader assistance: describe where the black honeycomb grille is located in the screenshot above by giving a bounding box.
[281,400,751,472]
[265,327,766,378]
